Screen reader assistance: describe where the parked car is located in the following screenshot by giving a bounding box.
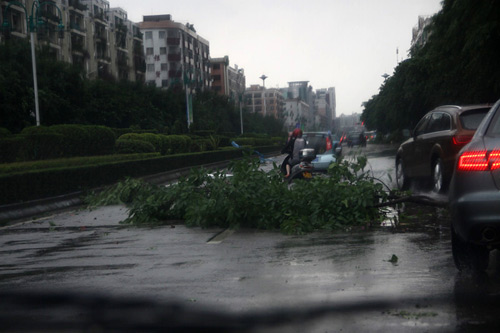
[395,104,491,192]
[449,99,500,271]
[346,131,366,147]
[303,132,342,171]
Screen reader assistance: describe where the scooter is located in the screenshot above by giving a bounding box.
[281,148,317,183]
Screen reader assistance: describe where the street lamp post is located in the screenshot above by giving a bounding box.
[2,0,65,126]
[260,74,267,117]
[183,69,194,129]
[237,68,244,134]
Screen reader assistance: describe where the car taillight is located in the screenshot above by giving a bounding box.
[452,135,473,145]
[326,137,332,150]
[458,150,500,171]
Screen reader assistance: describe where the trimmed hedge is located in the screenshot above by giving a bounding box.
[116,139,156,154]
[0,146,280,205]
[18,132,65,161]
[0,153,160,174]
[0,137,24,163]
[50,124,90,157]
[83,125,116,156]
[0,128,12,138]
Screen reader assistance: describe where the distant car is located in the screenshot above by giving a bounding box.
[303,132,342,171]
[449,99,500,271]
[346,131,366,147]
[395,104,491,192]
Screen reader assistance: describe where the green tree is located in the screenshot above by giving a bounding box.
[362,0,500,134]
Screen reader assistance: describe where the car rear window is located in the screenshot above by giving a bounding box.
[459,108,489,130]
[304,133,330,154]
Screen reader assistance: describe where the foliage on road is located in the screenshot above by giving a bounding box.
[86,155,389,234]
[362,0,500,135]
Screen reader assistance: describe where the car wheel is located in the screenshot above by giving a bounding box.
[395,157,410,190]
[451,227,489,272]
[432,158,444,193]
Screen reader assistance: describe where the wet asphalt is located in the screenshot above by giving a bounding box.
[1,144,500,332]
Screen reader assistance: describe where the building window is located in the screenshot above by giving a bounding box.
[147,64,155,72]
[167,29,178,37]
[159,31,166,39]
[145,31,152,39]
[212,64,220,70]
[161,63,168,71]
[160,47,167,55]
[162,79,168,87]
[146,47,153,55]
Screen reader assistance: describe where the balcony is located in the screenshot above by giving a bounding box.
[168,53,181,61]
[69,0,87,12]
[92,12,107,23]
[69,22,85,35]
[167,38,180,46]
[133,31,143,41]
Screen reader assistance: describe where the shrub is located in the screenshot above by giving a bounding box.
[112,128,133,138]
[118,133,142,141]
[83,125,116,156]
[168,135,191,154]
[158,135,172,155]
[0,128,12,138]
[116,139,155,154]
[138,133,163,152]
[118,133,163,153]
[191,138,210,152]
[0,136,24,163]
[50,124,91,157]
[18,132,64,160]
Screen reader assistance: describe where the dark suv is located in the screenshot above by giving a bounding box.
[395,104,491,192]
[302,132,342,171]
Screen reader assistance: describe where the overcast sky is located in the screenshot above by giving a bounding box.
[113,0,443,116]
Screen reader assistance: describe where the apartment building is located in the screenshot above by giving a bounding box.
[314,87,336,130]
[284,98,311,131]
[243,85,284,119]
[411,15,432,53]
[0,0,145,82]
[211,55,245,102]
[139,14,211,90]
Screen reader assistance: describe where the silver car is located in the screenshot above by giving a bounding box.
[449,99,500,271]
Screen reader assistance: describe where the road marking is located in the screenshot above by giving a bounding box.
[207,229,235,244]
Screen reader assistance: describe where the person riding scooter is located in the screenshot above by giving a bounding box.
[282,128,305,178]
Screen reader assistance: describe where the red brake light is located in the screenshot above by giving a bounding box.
[458,150,500,171]
[453,135,473,145]
[326,137,332,150]
[490,151,500,171]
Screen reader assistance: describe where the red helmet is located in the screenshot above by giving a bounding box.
[292,128,302,138]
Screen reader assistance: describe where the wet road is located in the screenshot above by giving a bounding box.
[1,143,500,332]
